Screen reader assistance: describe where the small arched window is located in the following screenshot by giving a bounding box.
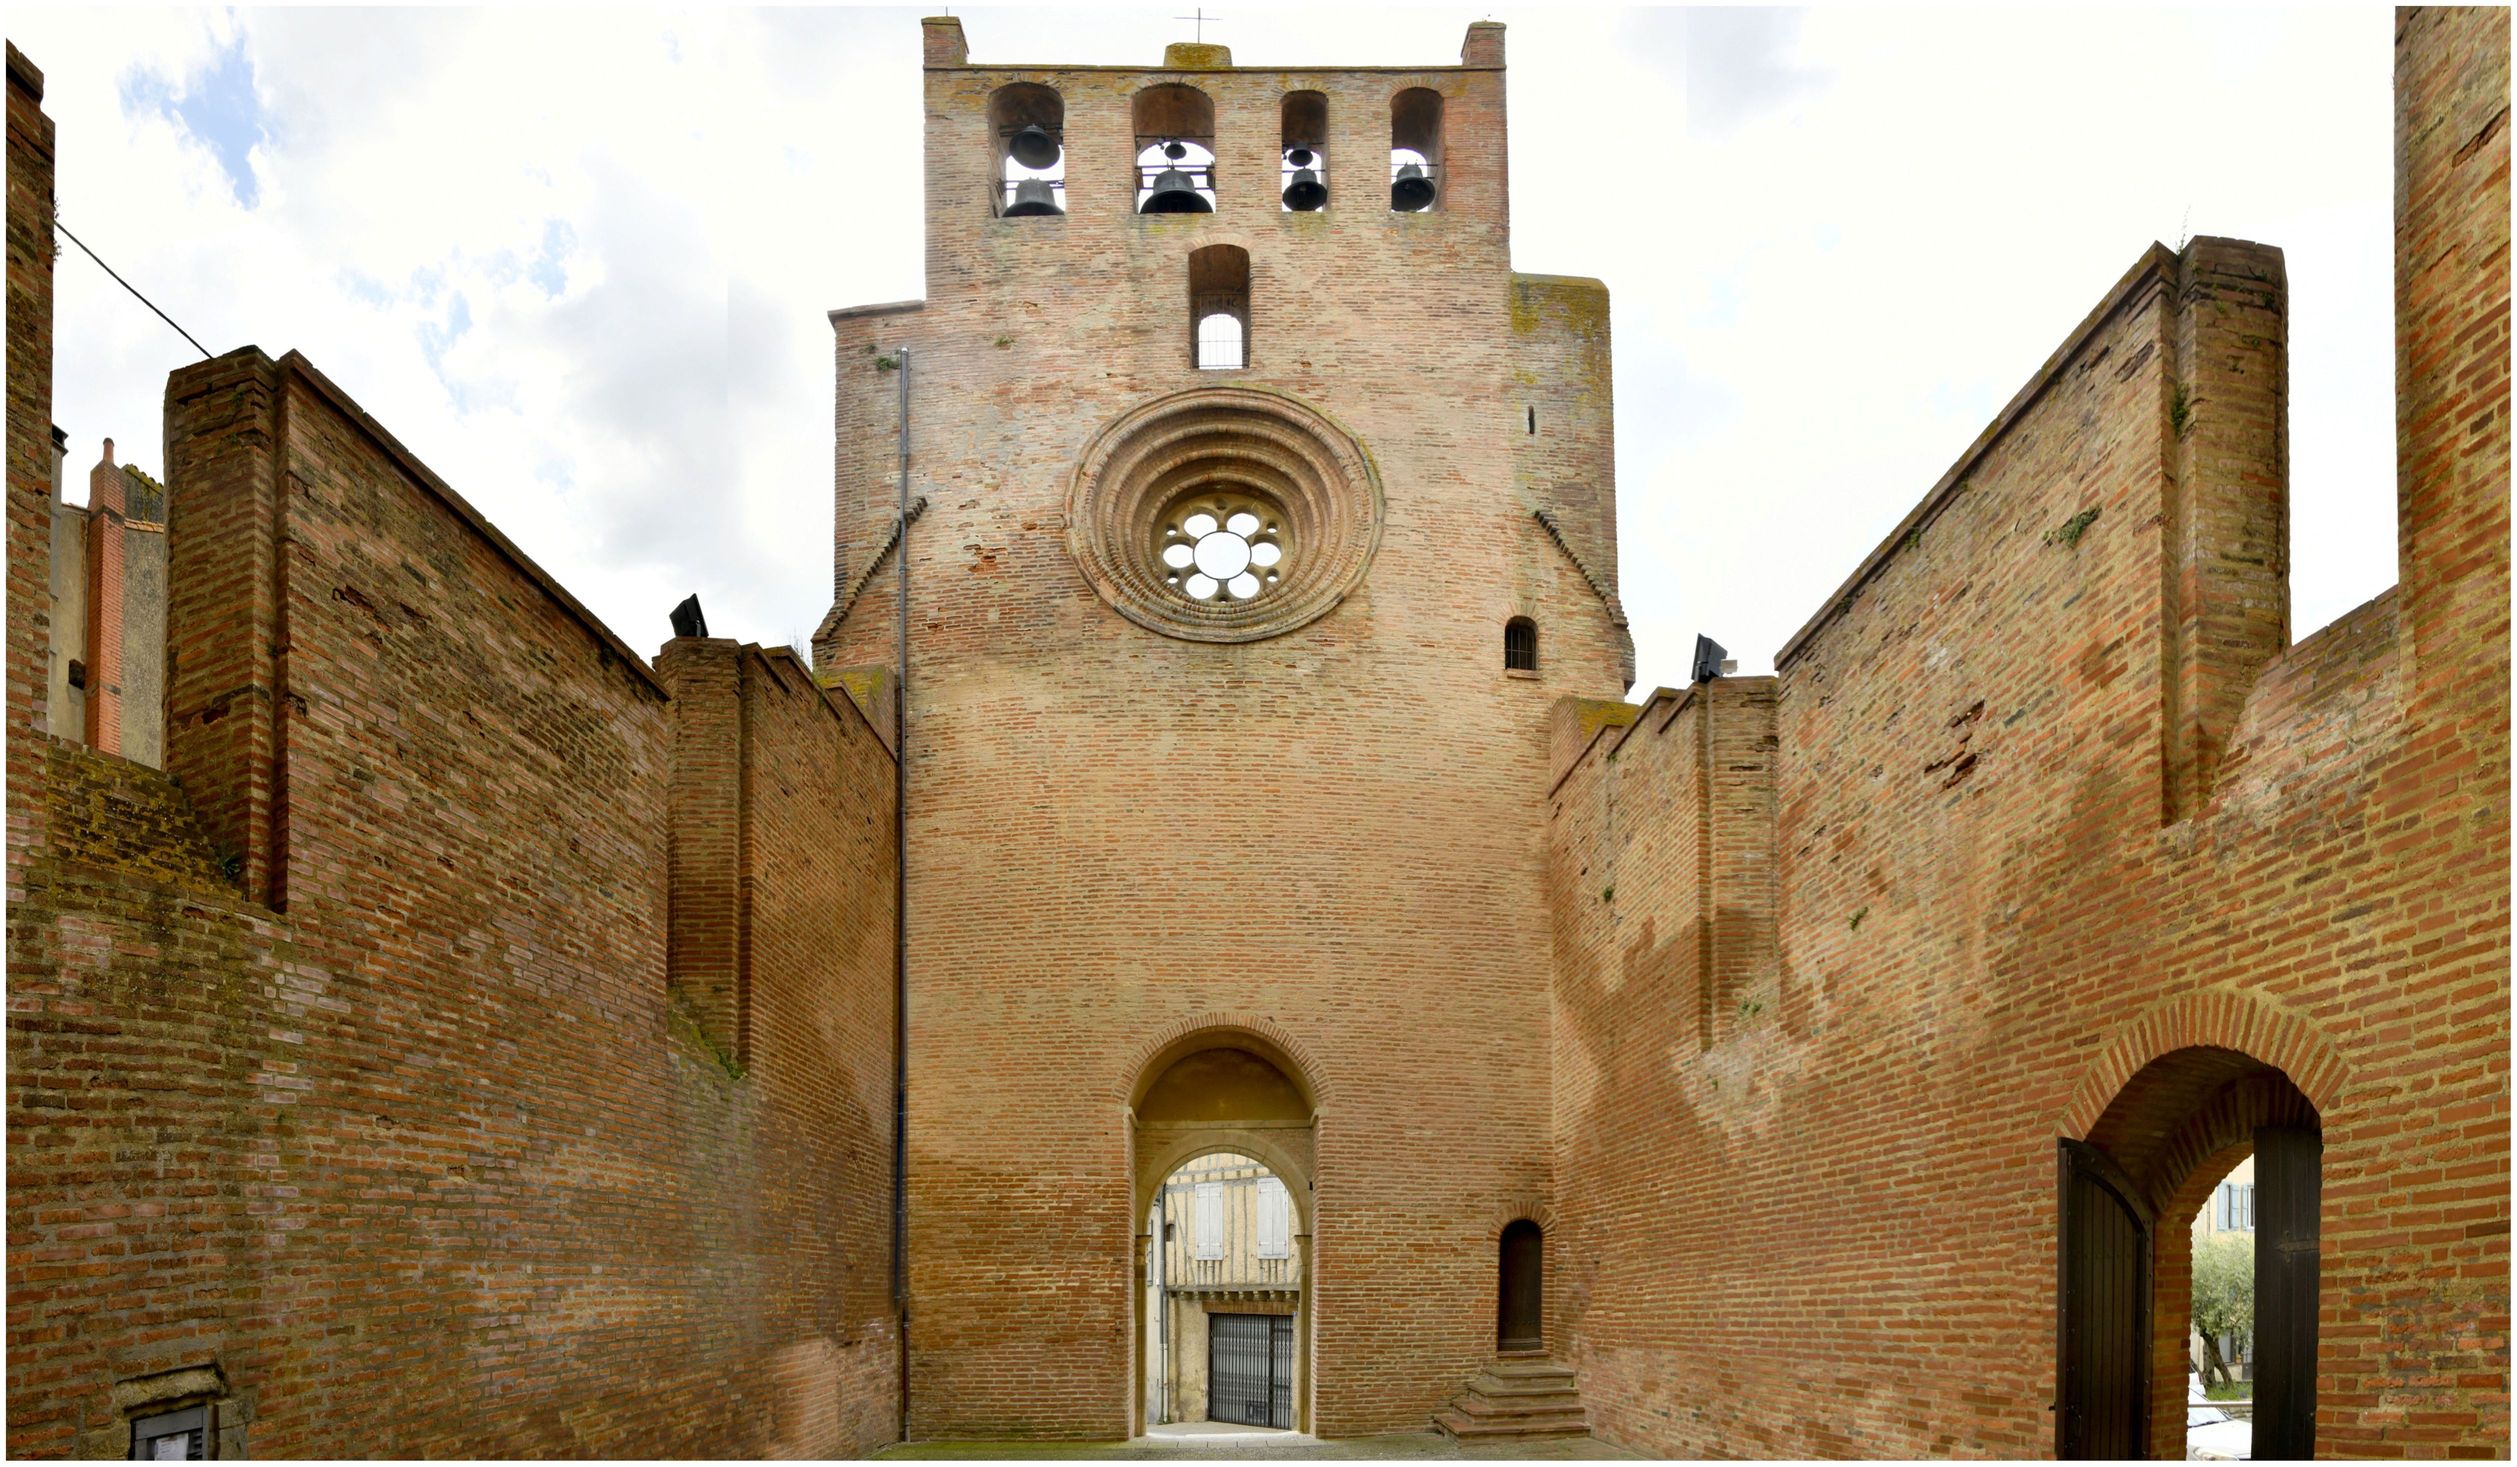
[1281,91,1328,211]
[1504,617,1538,672]
[1134,84,1217,214]
[1390,88,1444,212]
[1190,245,1249,370]
[988,83,1065,218]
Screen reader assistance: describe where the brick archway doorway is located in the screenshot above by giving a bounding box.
[1129,1037,1317,1437]
[1497,1219,1543,1352]
[2058,1046,2322,1460]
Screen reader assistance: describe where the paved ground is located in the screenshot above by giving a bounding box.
[876,1428,1637,1460]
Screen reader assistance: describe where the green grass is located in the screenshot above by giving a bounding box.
[2205,1381,2252,1401]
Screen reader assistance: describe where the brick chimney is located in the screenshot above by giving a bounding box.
[82,437,124,754]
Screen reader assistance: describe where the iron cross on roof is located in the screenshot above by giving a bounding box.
[1175,9,1218,43]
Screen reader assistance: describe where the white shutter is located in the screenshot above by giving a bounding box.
[1257,1178,1290,1258]
[1195,1182,1224,1260]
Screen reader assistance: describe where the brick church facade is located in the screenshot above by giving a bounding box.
[5,10,2507,1460]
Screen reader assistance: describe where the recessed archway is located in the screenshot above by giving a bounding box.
[2059,1045,2323,1460]
[1129,1031,1319,1438]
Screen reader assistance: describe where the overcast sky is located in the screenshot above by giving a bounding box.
[13,5,2397,692]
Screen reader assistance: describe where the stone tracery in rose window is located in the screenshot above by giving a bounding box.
[1157,492,1287,603]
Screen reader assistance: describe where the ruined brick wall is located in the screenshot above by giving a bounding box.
[659,635,904,1456]
[7,103,902,1448]
[7,41,57,924]
[816,19,1629,1439]
[1544,13,2508,1455]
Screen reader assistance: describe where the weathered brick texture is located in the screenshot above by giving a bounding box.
[7,40,56,914]
[1543,16,2508,1454]
[8,108,904,1449]
[816,19,1630,1440]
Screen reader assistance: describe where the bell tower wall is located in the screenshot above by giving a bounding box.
[818,17,1630,1440]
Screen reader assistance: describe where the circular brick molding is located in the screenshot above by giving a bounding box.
[1068,387,1382,643]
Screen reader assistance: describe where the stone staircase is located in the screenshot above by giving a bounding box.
[1432,1354,1591,1443]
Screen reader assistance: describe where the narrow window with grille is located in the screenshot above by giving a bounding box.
[1504,617,1538,672]
[130,1406,209,1461]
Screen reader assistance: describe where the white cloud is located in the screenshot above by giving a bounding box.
[13,6,2396,688]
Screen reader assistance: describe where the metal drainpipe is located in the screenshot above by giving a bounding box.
[890,345,912,1442]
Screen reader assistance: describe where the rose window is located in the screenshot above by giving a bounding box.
[1067,386,1381,643]
[1158,497,1286,602]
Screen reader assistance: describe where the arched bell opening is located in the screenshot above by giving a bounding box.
[1280,91,1328,212]
[1134,84,1217,214]
[988,82,1065,218]
[1130,1037,1318,1438]
[1496,1218,1544,1353]
[1389,87,1443,212]
[2058,1047,2322,1461]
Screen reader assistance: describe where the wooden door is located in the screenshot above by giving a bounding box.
[2254,1124,2322,1460]
[1498,1219,1544,1352]
[2057,1139,2152,1459]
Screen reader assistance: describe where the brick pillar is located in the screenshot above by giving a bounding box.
[164,349,285,901]
[2165,239,2290,816]
[6,42,57,886]
[2395,7,2511,719]
[660,636,748,1063]
[82,438,125,754]
[1692,676,1779,1048]
[922,15,967,67]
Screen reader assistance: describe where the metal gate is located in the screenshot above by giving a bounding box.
[1208,1313,1293,1429]
[2056,1138,2153,1459]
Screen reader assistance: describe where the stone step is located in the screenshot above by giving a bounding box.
[1459,1392,1584,1418]
[1450,1393,1587,1425]
[1433,1407,1591,1439]
[1484,1359,1577,1382]
[1433,1355,1593,1443]
[1467,1372,1582,1402]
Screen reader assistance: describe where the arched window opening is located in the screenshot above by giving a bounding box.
[1189,244,1249,371]
[1390,88,1444,212]
[988,83,1065,218]
[1504,617,1538,672]
[1497,1219,1543,1352]
[1280,91,1328,211]
[1135,84,1217,214]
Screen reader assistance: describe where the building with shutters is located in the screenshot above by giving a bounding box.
[2,9,2508,1462]
[2189,1157,2258,1384]
[1142,1153,1304,1429]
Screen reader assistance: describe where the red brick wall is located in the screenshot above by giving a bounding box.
[8,308,902,1452]
[1544,20,2508,1451]
[816,22,1632,1439]
[6,41,56,915]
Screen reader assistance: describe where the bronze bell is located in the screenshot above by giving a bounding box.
[1281,148,1326,211]
[1141,168,1212,213]
[1391,161,1436,212]
[1003,178,1063,217]
[1007,124,1060,170]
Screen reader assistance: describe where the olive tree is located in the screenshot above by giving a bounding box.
[2191,1230,2255,1389]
